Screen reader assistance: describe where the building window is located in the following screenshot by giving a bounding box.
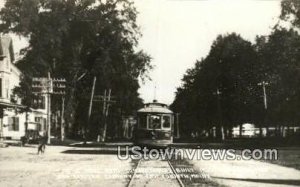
[5,79,9,98]
[43,118,47,131]
[33,96,46,109]
[35,117,46,131]
[40,96,45,109]
[8,117,19,131]
[37,123,42,131]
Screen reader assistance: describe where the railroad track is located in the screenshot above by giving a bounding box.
[167,160,185,187]
[127,159,185,187]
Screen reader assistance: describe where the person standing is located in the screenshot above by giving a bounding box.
[37,133,48,155]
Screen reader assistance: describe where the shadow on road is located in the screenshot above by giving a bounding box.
[61,149,134,155]
[27,153,38,155]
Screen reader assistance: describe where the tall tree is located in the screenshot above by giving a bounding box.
[172,33,258,140]
[0,0,152,139]
[255,28,300,132]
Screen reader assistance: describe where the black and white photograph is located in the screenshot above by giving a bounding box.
[0,0,300,186]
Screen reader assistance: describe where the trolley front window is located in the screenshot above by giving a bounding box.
[162,115,171,129]
[148,114,161,129]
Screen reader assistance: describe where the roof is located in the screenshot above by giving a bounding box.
[138,102,173,114]
[0,101,25,109]
[11,63,22,76]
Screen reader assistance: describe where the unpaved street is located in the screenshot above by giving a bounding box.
[0,146,134,187]
[1,146,300,187]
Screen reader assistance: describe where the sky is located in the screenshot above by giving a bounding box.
[1,0,282,105]
[134,0,282,105]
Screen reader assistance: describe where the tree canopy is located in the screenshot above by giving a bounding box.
[0,0,152,139]
[172,20,300,139]
[172,0,300,140]
[171,33,260,138]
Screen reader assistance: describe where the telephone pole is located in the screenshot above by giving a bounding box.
[214,88,224,140]
[84,78,116,142]
[47,73,51,144]
[61,96,65,141]
[103,89,111,142]
[258,81,268,110]
[32,73,66,144]
[93,89,116,142]
[258,81,269,137]
[85,76,97,143]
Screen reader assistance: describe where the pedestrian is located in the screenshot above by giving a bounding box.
[37,134,48,155]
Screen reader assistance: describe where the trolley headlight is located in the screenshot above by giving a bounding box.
[165,133,170,138]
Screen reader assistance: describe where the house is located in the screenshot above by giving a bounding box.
[0,34,47,142]
[232,123,262,138]
[232,123,300,138]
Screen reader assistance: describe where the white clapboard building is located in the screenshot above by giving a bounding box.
[0,35,47,141]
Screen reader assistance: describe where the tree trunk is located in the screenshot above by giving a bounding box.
[221,125,225,141]
[259,123,263,137]
[239,124,243,138]
[216,125,224,140]
[64,79,78,138]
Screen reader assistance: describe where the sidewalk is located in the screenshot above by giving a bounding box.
[189,154,300,187]
[69,141,133,147]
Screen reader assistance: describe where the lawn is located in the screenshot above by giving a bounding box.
[263,147,300,171]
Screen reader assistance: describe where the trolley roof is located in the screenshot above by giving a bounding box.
[138,101,173,114]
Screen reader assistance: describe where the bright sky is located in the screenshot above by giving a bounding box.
[135,0,281,105]
[1,0,282,105]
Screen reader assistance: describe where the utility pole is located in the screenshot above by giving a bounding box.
[102,89,107,117]
[32,73,66,144]
[215,88,224,141]
[258,81,269,137]
[258,81,268,110]
[61,97,65,141]
[93,89,116,142]
[86,76,97,143]
[102,89,111,142]
[47,73,52,144]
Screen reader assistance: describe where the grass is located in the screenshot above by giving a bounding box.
[262,147,300,170]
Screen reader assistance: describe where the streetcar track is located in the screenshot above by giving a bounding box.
[127,158,185,187]
[127,159,142,187]
[167,160,185,187]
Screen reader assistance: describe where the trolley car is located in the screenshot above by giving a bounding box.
[134,100,174,147]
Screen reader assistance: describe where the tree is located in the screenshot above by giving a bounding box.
[280,0,300,29]
[255,28,300,135]
[0,0,152,140]
[172,33,259,140]
[172,1,300,141]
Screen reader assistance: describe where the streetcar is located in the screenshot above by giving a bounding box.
[134,100,174,147]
